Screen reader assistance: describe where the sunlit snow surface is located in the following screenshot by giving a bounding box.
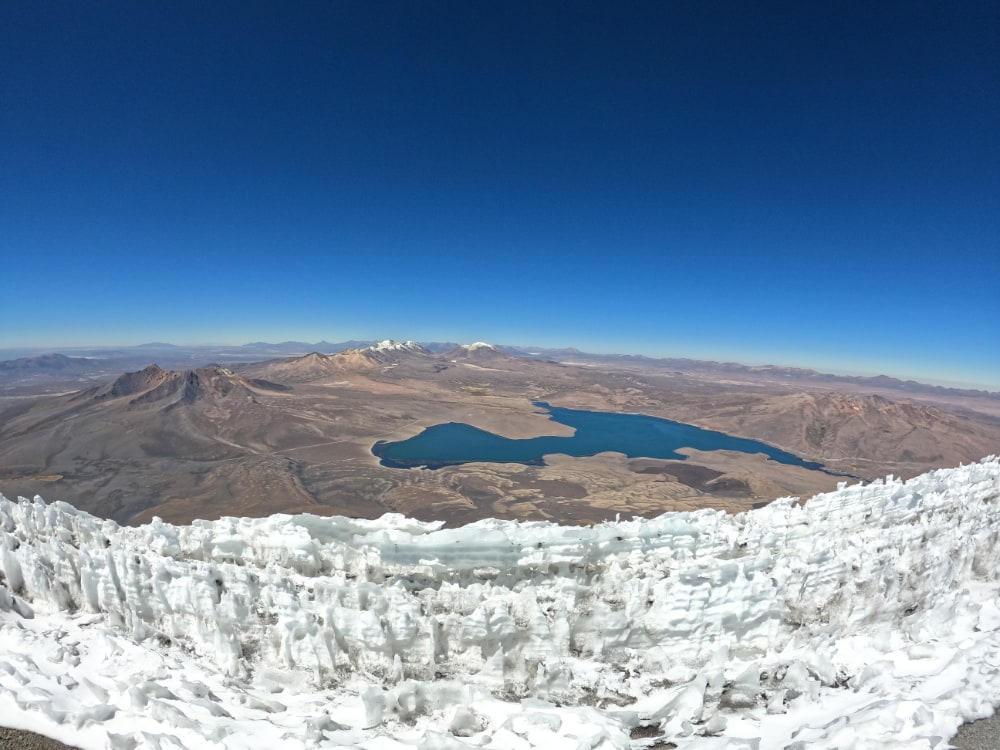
[1,459,999,749]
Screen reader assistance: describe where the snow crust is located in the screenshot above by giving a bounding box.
[1,458,999,749]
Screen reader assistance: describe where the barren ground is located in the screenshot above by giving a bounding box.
[1,348,997,527]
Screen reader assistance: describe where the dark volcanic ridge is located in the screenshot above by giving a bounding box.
[91,364,287,406]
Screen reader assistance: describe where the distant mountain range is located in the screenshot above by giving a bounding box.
[1,340,996,400]
[512,348,1000,401]
[0,352,103,373]
[238,340,518,383]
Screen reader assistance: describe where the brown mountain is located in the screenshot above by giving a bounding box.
[243,342,439,383]
[239,352,347,382]
[90,364,287,405]
[693,392,1000,470]
[93,363,173,399]
[0,364,311,523]
[243,349,388,382]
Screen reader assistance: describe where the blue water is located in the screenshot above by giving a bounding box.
[373,402,827,472]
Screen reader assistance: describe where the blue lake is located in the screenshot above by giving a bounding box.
[372,402,827,472]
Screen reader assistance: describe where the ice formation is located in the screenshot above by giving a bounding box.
[1,458,999,749]
[366,340,425,354]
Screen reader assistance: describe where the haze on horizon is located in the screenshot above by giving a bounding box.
[1,335,997,393]
[2,3,997,389]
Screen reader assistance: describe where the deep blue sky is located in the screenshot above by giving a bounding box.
[2,2,998,387]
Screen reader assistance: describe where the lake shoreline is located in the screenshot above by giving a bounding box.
[374,401,830,473]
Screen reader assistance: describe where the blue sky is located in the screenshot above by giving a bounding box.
[2,2,998,388]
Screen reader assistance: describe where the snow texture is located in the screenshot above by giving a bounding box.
[1,458,999,749]
[366,341,424,354]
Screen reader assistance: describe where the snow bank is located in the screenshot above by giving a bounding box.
[0,458,998,748]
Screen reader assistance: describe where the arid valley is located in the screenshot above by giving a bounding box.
[2,341,998,528]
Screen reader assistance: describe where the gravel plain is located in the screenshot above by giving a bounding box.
[1,716,998,749]
[0,727,78,749]
[952,713,1000,750]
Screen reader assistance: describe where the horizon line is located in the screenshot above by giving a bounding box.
[1,338,997,394]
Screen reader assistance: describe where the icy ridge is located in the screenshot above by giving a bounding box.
[0,458,998,749]
[366,340,424,353]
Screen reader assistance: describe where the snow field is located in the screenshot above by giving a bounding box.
[0,457,998,748]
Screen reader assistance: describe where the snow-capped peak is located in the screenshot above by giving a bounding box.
[365,339,424,353]
[464,341,497,351]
